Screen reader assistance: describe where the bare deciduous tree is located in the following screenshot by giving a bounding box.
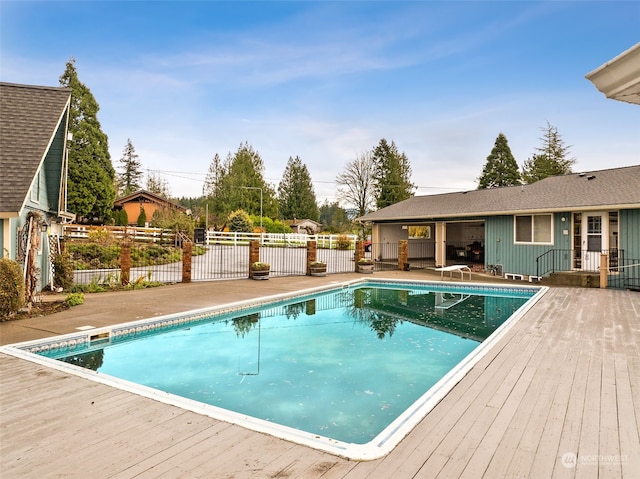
[336,151,376,220]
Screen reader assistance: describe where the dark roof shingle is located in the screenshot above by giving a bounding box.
[360,165,640,222]
[0,82,71,215]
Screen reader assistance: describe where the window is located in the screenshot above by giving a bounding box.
[514,214,552,244]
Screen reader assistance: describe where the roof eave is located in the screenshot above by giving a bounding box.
[363,203,640,222]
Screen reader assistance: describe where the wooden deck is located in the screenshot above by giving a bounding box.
[1,286,639,478]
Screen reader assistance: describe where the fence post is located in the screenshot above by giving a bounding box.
[355,241,364,272]
[120,242,131,285]
[182,241,192,283]
[307,241,317,275]
[600,253,608,289]
[398,240,409,271]
[249,240,260,279]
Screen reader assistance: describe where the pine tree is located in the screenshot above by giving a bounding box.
[521,121,575,184]
[117,138,143,195]
[203,143,277,228]
[277,156,319,221]
[59,58,116,222]
[477,133,521,189]
[372,139,414,209]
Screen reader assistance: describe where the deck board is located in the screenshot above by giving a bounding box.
[1,287,640,478]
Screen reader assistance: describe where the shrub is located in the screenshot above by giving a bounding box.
[137,207,147,227]
[250,261,270,271]
[52,253,74,290]
[65,292,84,307]
[335,234,352,250]
[228,209,253,233]
[87,227,115,245]
[0,258,26,318]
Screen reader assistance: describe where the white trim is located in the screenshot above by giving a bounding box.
[513,213,554,245]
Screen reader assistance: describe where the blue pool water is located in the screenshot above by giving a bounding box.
[37,282,536,446]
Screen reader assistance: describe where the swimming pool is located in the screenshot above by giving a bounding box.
[3,279,546,460]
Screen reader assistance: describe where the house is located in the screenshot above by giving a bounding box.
[357,165,640,282]
[0,82,73,292]
[113,189,186,226]
[289,218,322,234]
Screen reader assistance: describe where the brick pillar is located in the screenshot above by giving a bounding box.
[120,242,131,285]
[399,240,409,271]
[306,241,317,275]
[182,241,192,283]
[249,240,260,279]
[355,241,364,272]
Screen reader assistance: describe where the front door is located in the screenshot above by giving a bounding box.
[579,212,608,271]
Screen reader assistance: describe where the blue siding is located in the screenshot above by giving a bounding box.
[620,209,640,259]
[485,213,572,277]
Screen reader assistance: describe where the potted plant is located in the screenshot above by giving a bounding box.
[357,257,375,274]
[309,260,327,277]
[250,261,270,280]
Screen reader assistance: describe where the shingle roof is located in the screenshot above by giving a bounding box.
[114,190,187,211]
[0,82,71,216]
[359,165,640,222]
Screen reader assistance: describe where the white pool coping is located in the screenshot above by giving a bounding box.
[1,279,548,460]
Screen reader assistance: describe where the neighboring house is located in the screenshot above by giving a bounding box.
[357,165,640,281]
[0,82,73,292]
[113,189,186,226]
[289,218,322,234]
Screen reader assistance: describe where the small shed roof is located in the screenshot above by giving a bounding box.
[358,165,640,222]
[0,82,71,216]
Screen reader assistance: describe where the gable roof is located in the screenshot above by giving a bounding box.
[359,165,640,222]
[114,190,186,211]
[0,82,71,216]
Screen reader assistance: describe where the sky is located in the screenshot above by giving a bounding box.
[1,1,639,206]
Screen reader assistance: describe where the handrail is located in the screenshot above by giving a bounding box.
[536,248,623,277]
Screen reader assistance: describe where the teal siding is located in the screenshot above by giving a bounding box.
[485,213,571,277]
[620,209,640,259]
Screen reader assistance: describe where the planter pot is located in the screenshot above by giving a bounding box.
[251,270,270,280]
[357,264,374,274]
[310,267,327,277]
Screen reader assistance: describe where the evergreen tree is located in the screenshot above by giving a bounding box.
[372,139,414,209]
[203,143,276,228]
[521,121,575,184]
[117,138,143,195]
[136,207,147,227]
[477,133,521,189]
[227,209,253,232]
[59,58,116,222]
[319,201,351,233]
[277,156,319,221]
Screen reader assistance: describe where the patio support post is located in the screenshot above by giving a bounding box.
[182,241,192,283]
[600,253,608,289]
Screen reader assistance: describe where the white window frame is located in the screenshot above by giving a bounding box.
[30,171,41,203]
[514,214,553,245]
